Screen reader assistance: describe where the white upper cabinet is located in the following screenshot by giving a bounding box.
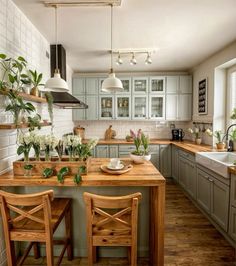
[166,76,179,94]
[150,76,166,94]
[132,77,149,94]
[179,76,192,94]
[149,95,165,120]
[178,94,192,120]
[166,95,178,120]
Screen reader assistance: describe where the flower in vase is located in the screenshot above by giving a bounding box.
[30,131,41,160]
[40,134,59,161]
[17,132,33,161]
[188,127,201,140]
[63,135,82,160]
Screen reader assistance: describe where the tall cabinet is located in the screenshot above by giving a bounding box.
[166,75,192,121]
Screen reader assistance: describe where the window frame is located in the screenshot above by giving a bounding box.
[226,65,236,127]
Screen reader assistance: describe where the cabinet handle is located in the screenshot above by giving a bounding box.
[209,179,214,183]
[205,175,209,179]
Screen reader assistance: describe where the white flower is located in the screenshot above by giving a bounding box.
[195,127,199,133]
[64,135,81,148]
[88,138,99,150]
[205,128,213,136]
[188,128,193,134]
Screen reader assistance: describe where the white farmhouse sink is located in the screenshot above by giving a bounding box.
[196,152,236,178]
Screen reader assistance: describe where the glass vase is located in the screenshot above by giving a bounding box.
[45,152,51,162]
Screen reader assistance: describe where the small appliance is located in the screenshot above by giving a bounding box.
[172,129,185,141]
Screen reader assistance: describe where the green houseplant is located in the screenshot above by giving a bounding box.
[206,129,225,150]
[28,70,44,97]
[230,128,236,151]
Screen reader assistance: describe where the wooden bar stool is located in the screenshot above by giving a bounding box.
[83,192,142,266]
[0,189,73,266]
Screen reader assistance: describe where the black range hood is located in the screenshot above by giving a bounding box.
[51,92,88,109]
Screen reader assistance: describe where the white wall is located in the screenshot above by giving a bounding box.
[0,0,73,264]
[192,41,236,123]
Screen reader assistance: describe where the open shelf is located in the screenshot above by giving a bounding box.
[0,122,52,129]
[0,90,47,103]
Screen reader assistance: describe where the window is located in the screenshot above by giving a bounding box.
[227,65,236,126]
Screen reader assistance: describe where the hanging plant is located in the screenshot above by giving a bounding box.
[45,91,54,127]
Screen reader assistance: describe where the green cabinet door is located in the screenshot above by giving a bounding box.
[186,160,196,199]
[96,145,109,158]
[86,78,99,95]
[149,145,160,170]
[229,206,236,242]
[72,96,86,121]
[159,144,171,177]
[211,177,229,231]
[73,78,85,94]
[178,156,187,189]
[171,145,179,182]
[196,168,211,214]
[86,95,98,120]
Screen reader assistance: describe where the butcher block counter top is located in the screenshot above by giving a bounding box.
[88,139,213,154]
[0,158,165,187]
[229,166,236,175]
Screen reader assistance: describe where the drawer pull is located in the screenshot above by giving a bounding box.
[209,179,214,183]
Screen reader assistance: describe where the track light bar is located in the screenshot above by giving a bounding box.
[44,0,122,7]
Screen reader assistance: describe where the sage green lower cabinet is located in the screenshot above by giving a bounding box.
[229,206,236,242]
[96,145,119,158]
[96,145,109,158]
[159,144,171,177]
[171,145,179,182]
[118,145,135,158]
[197,166,230,231]
[179,156,187,189]
[149,145,160,170]
[229,174,236,243]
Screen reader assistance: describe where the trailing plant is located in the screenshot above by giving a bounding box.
[74,165,86,184]
[43,168,54,178]
[45,92,54,126]
[57,167,69,184]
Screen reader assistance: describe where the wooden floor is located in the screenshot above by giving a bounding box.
[22,180,236,265]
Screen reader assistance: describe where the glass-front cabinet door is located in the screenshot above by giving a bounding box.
[115,95,131,120]
[150,76,166,93]
[133,77,148,94]
[149,95,165,120]
[119,78,131,94]
[132,95,148,119]
[99,96,114,119]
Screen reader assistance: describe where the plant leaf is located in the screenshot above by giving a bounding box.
[17,145,25,155]
[43,168,54,178]
[0,54,6,59]
[24,164,33,170]
[8,74,15,84]
[74,173,82,184]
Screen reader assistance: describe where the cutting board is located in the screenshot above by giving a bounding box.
[100,164,133,175]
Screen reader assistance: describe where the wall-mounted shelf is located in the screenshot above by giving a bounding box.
[0,122,52,130]
[0,90,47,103]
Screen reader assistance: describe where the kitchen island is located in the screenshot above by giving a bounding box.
[0,158,165,266]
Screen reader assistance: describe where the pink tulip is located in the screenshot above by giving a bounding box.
[130,129,136,138]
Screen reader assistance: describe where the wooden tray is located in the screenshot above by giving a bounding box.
[100,164,133,175]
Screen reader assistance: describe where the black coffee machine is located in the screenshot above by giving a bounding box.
[172,129,185,141]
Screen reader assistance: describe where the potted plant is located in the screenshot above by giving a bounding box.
[129,129,151,164]
[188,127,202,144]
[206,129,225,150]
[28,70,44,97]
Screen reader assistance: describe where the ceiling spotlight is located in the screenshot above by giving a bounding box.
[116,52,123,65]
[130,52,137,65]
[145,52,152,65]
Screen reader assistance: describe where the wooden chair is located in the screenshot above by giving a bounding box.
[0,189,73,266]
[83,192,142,266]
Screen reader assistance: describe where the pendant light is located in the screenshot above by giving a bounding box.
[44,5,69,92]
[102,4,123,93]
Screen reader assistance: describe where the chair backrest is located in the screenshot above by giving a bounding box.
[0,190,54,233]
[83,192,142,238]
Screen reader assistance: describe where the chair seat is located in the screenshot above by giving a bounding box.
[12,198,71,233]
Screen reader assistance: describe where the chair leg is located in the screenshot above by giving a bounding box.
[87,243,94,266]
[128,247,131,264]
[6,241,16,266]
[45,239,54,266]
[130,245,137,266]
[65,205,73,261]
[33,242,41,259]
[92,246,97,263]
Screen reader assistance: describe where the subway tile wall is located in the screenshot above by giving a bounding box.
[0,1,73,264]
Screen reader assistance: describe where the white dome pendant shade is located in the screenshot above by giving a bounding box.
[44,69,69,92]
[44,6,69,92]
[102,5,123,93]
[102,69,123,92]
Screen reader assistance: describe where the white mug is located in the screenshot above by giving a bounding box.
[110,158,120,168]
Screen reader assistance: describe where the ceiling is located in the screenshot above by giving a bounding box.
[13,0,236,73]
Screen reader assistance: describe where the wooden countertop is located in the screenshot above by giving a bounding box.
[88,138,213,154]
[229,166,236,175]
[0,158,165,187]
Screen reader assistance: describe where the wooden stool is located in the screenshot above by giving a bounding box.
[83,192,142,266]
[0,189,73,266]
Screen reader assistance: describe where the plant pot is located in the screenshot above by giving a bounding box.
[30,87,39,97]
[216,142,225,150]
[195,138,202,145]
[130,153,151,164]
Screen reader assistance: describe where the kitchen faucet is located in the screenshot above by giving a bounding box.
[225,123,236,151]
